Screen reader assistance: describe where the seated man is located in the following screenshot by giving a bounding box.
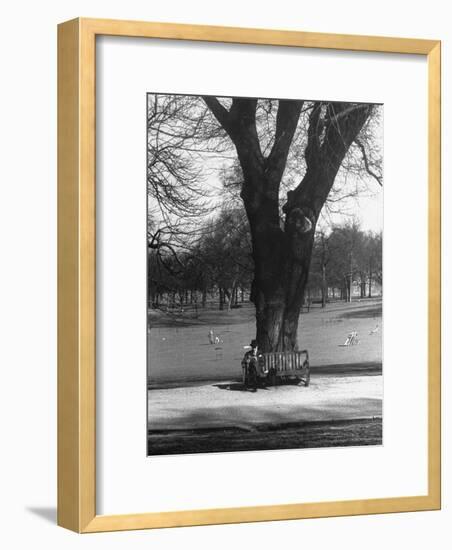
[241,339,261,391]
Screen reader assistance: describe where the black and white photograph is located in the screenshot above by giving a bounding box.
[147,93,383,456]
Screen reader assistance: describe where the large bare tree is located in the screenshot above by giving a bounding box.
[147,94,381,352]
[202,97,375,351]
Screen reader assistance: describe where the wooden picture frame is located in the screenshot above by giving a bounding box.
[57,17,441,533]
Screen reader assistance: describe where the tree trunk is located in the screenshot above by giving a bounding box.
[360,274,366,298]
[148,286,155,309]
[348,253,353,302]
[226,283,236,311]
[321,263,327,308]
[234,286,239,306]
[343,278,349,302]
[252,285,309,352]
[247,198,315,352]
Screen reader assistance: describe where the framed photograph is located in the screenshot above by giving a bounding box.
[58,18,441,533]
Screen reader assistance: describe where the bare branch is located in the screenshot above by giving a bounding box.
[354,138,383,186]
[266,100,304,181]
[202,96,232,134]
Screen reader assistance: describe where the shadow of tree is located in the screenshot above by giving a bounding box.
[149,396,382,440]
[339,305,382,319]
[148,414,383,455]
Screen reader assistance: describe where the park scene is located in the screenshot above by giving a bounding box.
[147,93,383,455]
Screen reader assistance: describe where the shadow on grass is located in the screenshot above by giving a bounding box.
[149,304,256,329]
[312,362,382,376]
[339,305,382,319]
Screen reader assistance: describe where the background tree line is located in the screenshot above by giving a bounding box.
[148,206,382,312]
[308,222,382,306]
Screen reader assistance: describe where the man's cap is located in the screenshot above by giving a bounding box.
[250,339,258,347]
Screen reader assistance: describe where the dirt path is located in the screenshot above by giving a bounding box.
[148,375,383,455]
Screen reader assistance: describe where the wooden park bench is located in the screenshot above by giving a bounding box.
[243,350,310,387]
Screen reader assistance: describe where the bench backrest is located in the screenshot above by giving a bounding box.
[261,350,309,372]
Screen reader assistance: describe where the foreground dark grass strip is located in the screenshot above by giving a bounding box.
[148,418,382,456]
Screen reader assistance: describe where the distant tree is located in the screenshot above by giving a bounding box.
[310,231,330,307]
[326,223,362,302]
[312,224,382,302]
[197,207,253,310]
[363,231,383,297]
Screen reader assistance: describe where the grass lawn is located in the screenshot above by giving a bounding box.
[148,418,382,455]
[148,297,382,384]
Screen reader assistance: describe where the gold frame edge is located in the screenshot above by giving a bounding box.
[57,17,441,533]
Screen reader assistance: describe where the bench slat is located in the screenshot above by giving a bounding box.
[262,351,308,372]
